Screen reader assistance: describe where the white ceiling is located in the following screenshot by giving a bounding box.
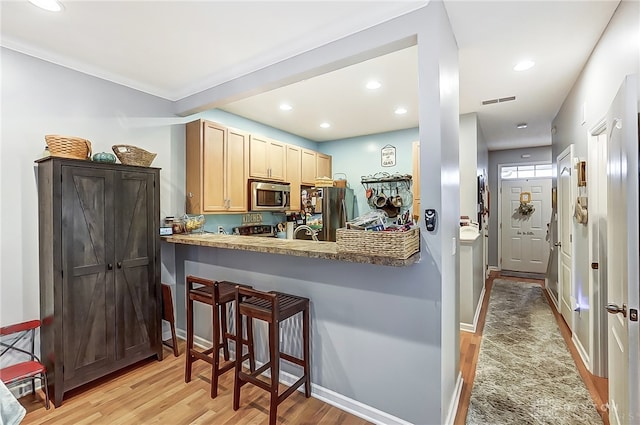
[0,0,620,149]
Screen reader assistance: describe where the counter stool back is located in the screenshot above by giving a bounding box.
[233,287,310,425]
[185,275,255,398]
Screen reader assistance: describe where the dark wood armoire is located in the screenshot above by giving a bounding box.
[36,157,162,407]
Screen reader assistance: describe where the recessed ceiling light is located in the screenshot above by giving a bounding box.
[516,123,528,129]
[319,122,331,129]
[513,60,535,71]
[366,80,381,90]
[279,103,292,111]
[28,0,63,12]
[394,107,408,115]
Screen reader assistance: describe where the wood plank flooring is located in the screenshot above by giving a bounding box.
[19,342,371,425]
[454,272,609,425]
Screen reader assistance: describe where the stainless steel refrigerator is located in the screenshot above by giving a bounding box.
[313,187,355,242]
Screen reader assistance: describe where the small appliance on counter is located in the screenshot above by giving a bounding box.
[232,224,275,237]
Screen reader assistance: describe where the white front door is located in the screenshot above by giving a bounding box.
[500,178,551,273]
[606,75,639,425]
[557,147,574,327]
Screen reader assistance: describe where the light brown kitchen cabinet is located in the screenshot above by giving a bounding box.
[301,149,332,185]
[186,119,249,213]
[249,135,286,181]
[316,153,332,179]
[286,145,301,211]
[301,149,317,185]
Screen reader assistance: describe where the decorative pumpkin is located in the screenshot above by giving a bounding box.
[92,152,116,163]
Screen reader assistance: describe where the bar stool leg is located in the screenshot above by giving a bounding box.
[220,304,230,361]
[269,322,280,425]
[233,304,243,411]
[185,292,194,383]
[247,317,256,372]
[211,302,221,398]
[303,303,311,397]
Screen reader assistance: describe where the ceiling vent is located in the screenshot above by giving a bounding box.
[482,96,516,105]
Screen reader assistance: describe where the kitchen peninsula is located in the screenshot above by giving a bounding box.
[164,233,420,267]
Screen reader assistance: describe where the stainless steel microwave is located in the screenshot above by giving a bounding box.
[249,180,290,212]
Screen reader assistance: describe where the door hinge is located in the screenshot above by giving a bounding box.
[570,234,572,243]
[61,269,63,278]
[630,309,638,322]
[591,262,599,269]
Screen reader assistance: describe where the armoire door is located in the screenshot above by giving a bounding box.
[61,166,115,385]
[114,170,158,360]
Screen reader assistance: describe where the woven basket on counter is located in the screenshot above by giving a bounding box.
[336,227,420,259]
[112,145,157,167]
[45,135,92,160]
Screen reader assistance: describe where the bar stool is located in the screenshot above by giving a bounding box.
[185,275,255,398]
[233,287,310,425]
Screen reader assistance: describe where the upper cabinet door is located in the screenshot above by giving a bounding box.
[249,135,286,181]
[316,153,332,179]
[202,122,227,212]
[286,145,302,211]
[226,127,249,211]
[301,149,316,185]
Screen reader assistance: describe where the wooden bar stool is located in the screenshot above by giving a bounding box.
[161,283,179,357]
[233,287,311,425]
[185,275,255,398]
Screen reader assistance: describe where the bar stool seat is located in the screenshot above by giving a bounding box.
[185,276,255,398]
[233,288,310,425]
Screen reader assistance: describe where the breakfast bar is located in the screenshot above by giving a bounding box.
[161,232,436,424]
[163,233,420,267]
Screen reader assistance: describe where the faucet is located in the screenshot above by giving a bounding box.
[294,225,319,241]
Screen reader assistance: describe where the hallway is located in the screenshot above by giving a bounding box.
[454,273,608,424]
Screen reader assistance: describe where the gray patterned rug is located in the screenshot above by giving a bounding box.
[466,279,603,425]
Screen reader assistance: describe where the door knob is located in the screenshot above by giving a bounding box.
[606,303,627,317]
[554,242,561,247]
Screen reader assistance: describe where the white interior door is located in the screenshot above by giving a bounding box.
[588,128,608,377]
[500,178,551,273]
[557,147,574,327]
[606,75,639,425]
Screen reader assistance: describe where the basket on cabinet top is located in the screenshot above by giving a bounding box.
[112,144,157,167]
[45,135,92,160]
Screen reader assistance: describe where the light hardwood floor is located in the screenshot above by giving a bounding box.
[19,343,371,425]
[454,272,609,425]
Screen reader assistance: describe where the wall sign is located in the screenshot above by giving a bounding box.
[381,144,396,167]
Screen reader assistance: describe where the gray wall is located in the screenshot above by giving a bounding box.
[487,146,552,267]
[0,47,183,325]
[551,0,639,370]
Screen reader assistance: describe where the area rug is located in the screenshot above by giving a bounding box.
[466,279,602,424]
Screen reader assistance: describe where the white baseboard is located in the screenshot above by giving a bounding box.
[444,372,463,425]
[488,266,500,273]
[460,286,486,333]
[175,327,412,424]
[572,333,592,373]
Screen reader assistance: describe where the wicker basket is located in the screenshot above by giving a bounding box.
[112,145,157,167]
[336,227,420,259]
[45,135,92,160]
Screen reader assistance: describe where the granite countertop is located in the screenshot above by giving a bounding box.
[163,233,419,267]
